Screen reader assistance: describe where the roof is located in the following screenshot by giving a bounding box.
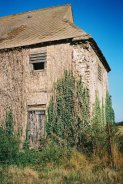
[0,4,110,72]
[0,4,89,50]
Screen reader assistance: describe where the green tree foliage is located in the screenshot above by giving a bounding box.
[46,71,90,148]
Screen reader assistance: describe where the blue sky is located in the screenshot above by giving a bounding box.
[0,0,122,122]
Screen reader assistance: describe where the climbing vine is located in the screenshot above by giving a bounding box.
[46,71,90,148]
[91,92,116,166]
[46,71,116,158]
[91,97,107,156]
[105,91,115,125]
[0,110,20,163]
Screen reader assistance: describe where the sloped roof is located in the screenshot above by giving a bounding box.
[0,4,90,50]
[0,4,111,72]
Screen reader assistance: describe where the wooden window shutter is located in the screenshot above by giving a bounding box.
[98,64,102,81]
[29,52,47,64]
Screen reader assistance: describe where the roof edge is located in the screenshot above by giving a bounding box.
[89,38,111,72]
[0,4,72,20]
[63,4,73,23]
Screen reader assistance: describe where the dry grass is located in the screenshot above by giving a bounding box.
[118,126,123,135]
[0,166,39,184]
[112,144,123,169]
[1,149,123,184]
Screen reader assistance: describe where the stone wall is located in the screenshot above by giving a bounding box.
[72,42,108,112]
[0,41,108,141]
[0,49,25,134]
[0,43,72,141]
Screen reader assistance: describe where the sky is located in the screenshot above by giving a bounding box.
[0,0,122,122]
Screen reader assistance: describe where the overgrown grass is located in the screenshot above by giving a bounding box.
[0,148,123,184]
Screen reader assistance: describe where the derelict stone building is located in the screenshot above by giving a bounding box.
[0,5,110,147]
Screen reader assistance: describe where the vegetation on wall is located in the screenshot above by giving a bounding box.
[91,97,107,156]
[0,110,20,163]
[46,71,90,150]
[90,93,116,167]
[0,70,123,183]
[105,92,115,125]
[46,71,121,165]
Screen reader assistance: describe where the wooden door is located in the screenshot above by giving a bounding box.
[28,110,45,148]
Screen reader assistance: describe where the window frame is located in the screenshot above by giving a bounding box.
[29,51,47,71]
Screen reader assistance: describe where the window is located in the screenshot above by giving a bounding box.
[29,52,47,70]
[98,64,102,81]
[33,62,44,70]
[28,110,45,148]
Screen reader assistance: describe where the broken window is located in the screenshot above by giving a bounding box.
[98,64,102,81]
[27,110,45,148]
[29,52,47,70]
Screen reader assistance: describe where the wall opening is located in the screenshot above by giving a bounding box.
[29,51,47,71]
[33,62,45,70]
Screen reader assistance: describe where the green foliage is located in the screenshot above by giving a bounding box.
[5,110,14,136]
[17,140,71,167]
[0,110,20,164]
[92,96,103,127]
[46,71,90,149]
[105,92,116,155]
[91,97,107,156]
[91,92,116,167]
[105,91,115,125]
[46,71,117,158]
[0,110,70,167]
[46,97,57,137]
[117,135,123,153]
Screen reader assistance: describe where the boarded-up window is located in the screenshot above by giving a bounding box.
[27,110,45,148]
[98,64,102,81]
[29,52,47,70]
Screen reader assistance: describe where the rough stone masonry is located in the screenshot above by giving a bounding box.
[0,5,110,147]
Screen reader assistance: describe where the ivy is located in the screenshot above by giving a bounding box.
[46,70,116,160]
[46,71,90,148]
[105,91,116,167]
[91,97,107,156]
[5,110,14,136]
[105,91,115,125]
[0,110,20,163]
